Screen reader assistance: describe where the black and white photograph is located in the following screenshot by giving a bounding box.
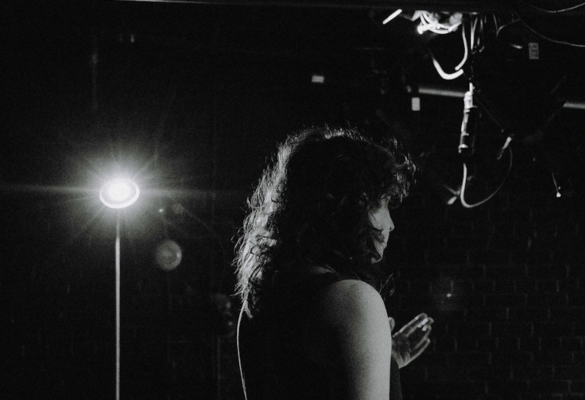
[2,1,584,399]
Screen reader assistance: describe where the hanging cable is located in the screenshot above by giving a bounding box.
[469,17,476,49]
[418,11,463,34]
[495,17,522,39]
[428,20,468,81]
[455,25,469,71]
[460,147,513,208]
[430,52,465,80]
[515,0,585,14]
[515,12,585,47]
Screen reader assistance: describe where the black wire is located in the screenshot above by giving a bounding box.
[472,14,486,53]
[516,0,585,14]
[492,14,501,32]
[516,10,585,47]
[495,17,522,39]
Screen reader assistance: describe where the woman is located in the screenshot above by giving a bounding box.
[235,127,433,400]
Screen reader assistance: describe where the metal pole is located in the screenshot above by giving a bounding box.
[116,214,121,400]
[419,83,585,110]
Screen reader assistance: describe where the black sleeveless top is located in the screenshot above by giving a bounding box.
[237,273,402,400]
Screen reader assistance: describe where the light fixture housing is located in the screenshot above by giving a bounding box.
[99,178,140,209]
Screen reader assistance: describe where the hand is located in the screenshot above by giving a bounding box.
[389,313,433,369]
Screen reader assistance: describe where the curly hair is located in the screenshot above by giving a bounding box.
[235,127,415,317]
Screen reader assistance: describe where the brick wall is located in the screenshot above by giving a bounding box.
[385,143,585,400]
[3,140,583,400]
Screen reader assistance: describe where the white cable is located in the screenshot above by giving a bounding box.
[460,147,513,208]
[420,12,433,25]
[418,11,466,79]
[455,25,469,71]
[419,11,461,35]
[470,17,477,49]
[430,51,465,80]
[383,9,403,24]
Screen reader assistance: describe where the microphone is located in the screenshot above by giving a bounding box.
[458,83,478,157]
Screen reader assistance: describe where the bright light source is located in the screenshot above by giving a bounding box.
[311,74,325,84]
[383,9,402,24]
[100,179,140,209]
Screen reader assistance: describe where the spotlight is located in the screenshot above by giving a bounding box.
[99,179,140,209]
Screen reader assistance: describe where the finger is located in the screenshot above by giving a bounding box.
[388,317,396,332]
[410,338,431,362]
[404,325,433,349]
[399,313,428,336]
[419,317,434,331]
[399,313,427,333]
[417,319,434,337]
[418,316,433,326]
[413,312,428,323]
[411,325,432,349]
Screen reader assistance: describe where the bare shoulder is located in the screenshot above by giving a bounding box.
[306,279,391,399]
[316,280,389,326]
[306,280,390,358]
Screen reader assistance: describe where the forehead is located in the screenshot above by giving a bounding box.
[369,196,390,211]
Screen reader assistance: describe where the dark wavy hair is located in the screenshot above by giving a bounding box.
[235,127,415,317]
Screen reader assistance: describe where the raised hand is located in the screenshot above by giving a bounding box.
[389,313,434,369]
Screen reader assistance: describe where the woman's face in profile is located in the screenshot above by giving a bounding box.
[368,197,394,262]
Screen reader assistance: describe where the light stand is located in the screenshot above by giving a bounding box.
[99,178,140,400]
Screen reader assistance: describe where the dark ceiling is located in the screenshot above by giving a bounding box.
[2,1,585,200]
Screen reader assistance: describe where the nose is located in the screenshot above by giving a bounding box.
[388,214,395,233]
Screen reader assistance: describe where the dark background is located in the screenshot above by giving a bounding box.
[1,1,584,399]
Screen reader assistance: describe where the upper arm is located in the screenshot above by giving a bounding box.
[307,280,392,400]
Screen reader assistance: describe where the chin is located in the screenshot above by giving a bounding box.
[370,254,383,264]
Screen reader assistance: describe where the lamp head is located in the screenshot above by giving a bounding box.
[100,179,140,209]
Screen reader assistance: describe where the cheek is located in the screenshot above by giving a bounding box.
[381,216,393,242]
[369,211,390,239]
